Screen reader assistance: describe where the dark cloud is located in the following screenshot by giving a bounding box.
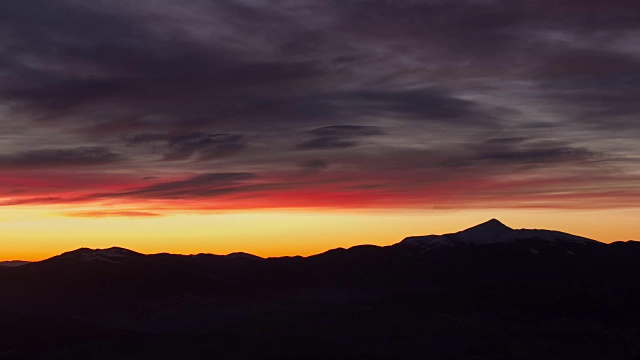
[0,0,639,211]
[298,159,329,172]
[280,89,505,126]
[344,90,490,122]
[0,172,262,205]
[534,49,640,79]
[484,137,529,145]
[437,137,604,168]
[0,0,323,133]
[0,0,514,135]
[129,132,245,161]
[477,147,598,165]
[297,125,386,150]
[536,77,640,131]
[112,173,257,199]
[530,49,640,129]
[1,78,124,114]
[305,125,386,138]
[0,147,123,168]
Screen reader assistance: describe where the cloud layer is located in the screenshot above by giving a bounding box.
[1,0,639,214]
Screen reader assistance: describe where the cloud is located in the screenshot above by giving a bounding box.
[476,147,598,165]
[298,159,329,172]
[0,0,639,212]
[297,125,386,150]
[536,77,640,132]
[0,0,323,133]
[65,210,162,218]
[109,173,258,199]
[339,90,496,123]
[0,0,515,135]
[534,49,640,79]
[0,147,123,168]
[129,132,246,160]
[437,137,605,169]
[0,172,263,206]
[484,137,529,145]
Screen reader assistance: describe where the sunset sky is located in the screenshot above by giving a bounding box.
[1,0,639,260]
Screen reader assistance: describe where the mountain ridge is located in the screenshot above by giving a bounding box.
[400,218,600,250]
[23,219,607,264]
[0,260,31,267]
[1,218,639,360]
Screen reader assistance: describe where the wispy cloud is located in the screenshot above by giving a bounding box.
[0,0,638,212]
[64,210,163,218]
[129,132,246,161]
[297,125,386,150]
[0,147,123,168]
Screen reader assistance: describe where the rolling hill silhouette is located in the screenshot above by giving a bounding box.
[0,260,30,267]
[1,219,639,359]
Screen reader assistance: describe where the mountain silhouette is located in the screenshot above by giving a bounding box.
[0,219,639,360]
[400,218,599,248]
[0,260,30,267]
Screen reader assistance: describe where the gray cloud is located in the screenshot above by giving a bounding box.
[0,172,262,205]
[0,0,517,135]
[0,0,639,210]
[437,138,605,169]
[129,132,246,161]
[346,90,490,122]
[0,147,123,168]
[114,173,258,199]
[534,49,640,79]
[298,159,329,172]
[297,125,386,150]
[477,147,598,165]
[484,137,529,145]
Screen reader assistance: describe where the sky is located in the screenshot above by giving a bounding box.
[1,0,639,260]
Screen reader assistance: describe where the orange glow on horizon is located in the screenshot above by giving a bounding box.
[1,206,639,262]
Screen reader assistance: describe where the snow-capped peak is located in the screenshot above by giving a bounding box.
[456,219,512,245]
[399,219,599,249]
[57,247,142,263]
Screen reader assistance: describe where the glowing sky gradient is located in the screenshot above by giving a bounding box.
[1,0,639,260]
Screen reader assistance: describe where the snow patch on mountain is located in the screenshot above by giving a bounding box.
[57,247,142,263]
[400,219,599,249]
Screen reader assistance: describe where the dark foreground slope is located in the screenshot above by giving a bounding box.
[1,220,639,360]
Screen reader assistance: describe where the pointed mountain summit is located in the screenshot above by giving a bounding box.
[399,219,600,249]
[456,218,512,244]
